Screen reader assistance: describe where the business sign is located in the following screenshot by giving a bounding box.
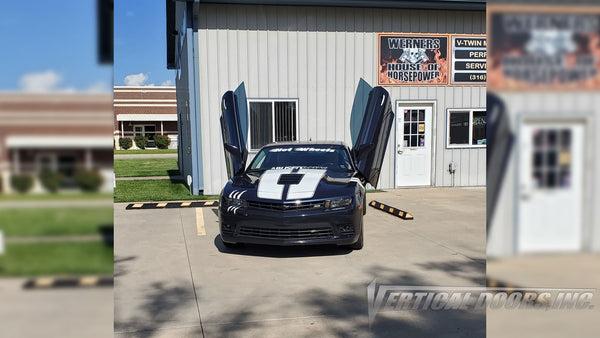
[488,6,600,90]
[451,35,487,85]
[378,33,449,86]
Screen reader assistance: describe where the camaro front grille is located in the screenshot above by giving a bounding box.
[246,200,324,211]
[238,226,334,240]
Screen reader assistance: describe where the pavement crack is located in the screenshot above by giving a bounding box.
[179,208,205,338]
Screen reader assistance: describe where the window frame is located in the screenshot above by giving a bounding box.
[446,108,487,149]
[133,124,157,138]
[247,98,299,151]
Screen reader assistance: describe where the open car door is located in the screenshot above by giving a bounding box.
[220,82,249,179]
[486,92,513,235]
[350,79,394,188]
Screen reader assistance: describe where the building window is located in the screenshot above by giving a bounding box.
[133,124,157,147]
[446,109,486,148]
[532,128,572,189]
[248,99,298,150]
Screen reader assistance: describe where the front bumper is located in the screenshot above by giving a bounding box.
[219,203,362,246]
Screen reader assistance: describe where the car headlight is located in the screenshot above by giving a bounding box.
[222,196,247,208]
[326,197,353,209]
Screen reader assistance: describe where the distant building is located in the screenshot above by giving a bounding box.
[0,93,113,193]
[113,86,178,149]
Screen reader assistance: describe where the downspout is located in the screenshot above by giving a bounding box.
[186,24,203,194]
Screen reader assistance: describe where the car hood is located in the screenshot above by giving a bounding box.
[223,168,360,202]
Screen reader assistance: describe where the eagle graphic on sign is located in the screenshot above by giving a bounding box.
[399,48,429,64]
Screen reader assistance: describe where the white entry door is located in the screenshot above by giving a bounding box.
[396,105,433,186]
[518,122,584,252]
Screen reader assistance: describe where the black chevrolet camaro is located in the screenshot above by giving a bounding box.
[218,79,394,250]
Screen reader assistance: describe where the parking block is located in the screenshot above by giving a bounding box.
[369,200,414,220]
[125,200,219,210]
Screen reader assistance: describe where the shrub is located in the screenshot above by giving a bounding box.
[134,135,148,149]
[154,135,171,149]
[74,170,104,192]
[39,171,62,193]
[10,174,34,193]
[119,137,133,150]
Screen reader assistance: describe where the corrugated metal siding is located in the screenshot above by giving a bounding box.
[487,92,600,257]
[195,4,486,194]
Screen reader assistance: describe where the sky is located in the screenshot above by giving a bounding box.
[0,1,112,92]
[114,0,175,86]
[0,0,173,92]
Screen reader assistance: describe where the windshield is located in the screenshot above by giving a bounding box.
[248,145,353,172]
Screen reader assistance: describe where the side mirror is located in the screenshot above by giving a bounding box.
[223,143,241,157]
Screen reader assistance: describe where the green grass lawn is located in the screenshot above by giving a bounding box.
[0,207,113,237]
[114,158,179,177]
[114,149,177,155]
[114,179,218,202]
[0,242,113,276]
[0,192,112,201]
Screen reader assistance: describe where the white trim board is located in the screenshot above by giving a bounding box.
[6,136,113,149]
[117,114,178,121]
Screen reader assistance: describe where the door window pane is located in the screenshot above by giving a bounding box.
[411,110,418,122]
[403,109,427,148]
[449,111,469,145]
[531,128,571,190]
[145,126,156,140]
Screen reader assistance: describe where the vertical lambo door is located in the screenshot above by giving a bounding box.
[220,82,249,179]
[350,79,395,188]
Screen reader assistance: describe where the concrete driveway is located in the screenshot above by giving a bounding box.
[114,187,485,337]
[0,278,113,338]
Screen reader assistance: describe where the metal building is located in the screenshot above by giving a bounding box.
[486,3,600,256]
[166,0,486,195]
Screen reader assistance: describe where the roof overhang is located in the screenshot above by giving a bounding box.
[117,114,178,121]
[6,136,113,149]
[166,0,486,69]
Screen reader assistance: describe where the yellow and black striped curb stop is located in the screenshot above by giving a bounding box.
[126,200,219,210]
[23,276,113,289]
[369,200,414,220]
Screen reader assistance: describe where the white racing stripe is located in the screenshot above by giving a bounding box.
[257,168,291,200]
[286,169,326,200]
